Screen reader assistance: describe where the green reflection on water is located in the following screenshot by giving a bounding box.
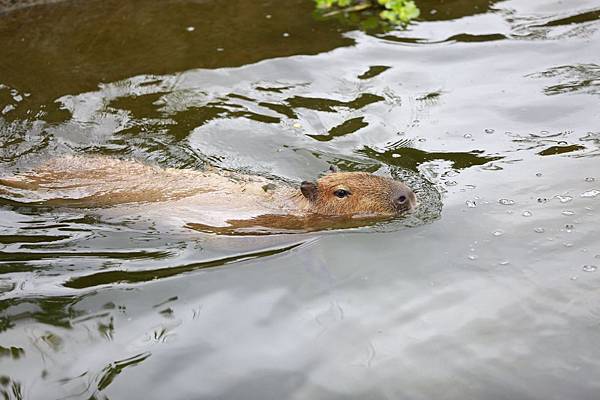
[360,146,501,171]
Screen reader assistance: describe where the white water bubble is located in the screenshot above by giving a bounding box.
[499,260,510,266]
[492,230,504,237]
[499,198,515,205]
[468,254,478,260]
[466,200,477,208]
[485,128,495,134]
[444,180,457,186]
[538,197,548,203]
[283,32,290,37]
[463,133,472,139]
[555,195,573,203]
[582,265,597,272]
[561,210,575,216]
[534,227,545,233]
[563,242,573,247]
[392,153,401,158]
[186,26,195,32]
[522,211,532,217]
[2,105,15,114]
[585,177,595,182]
[535,173,542,177]
[565,224,574,232]
[581,189,600,198]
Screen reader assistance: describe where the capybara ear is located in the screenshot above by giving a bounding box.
[327,165,338,174]
[300,181,318,202]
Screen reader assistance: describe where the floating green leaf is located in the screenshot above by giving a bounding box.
[314,0,419,26]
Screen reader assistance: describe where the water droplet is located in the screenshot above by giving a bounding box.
[585,177,595,182]
[499,260,510,266]
[565,224,574,232]
[186,26,195,32]
[463,133,472,139]
[537,197,548,203]
[562,210,575,216]
[570,276,578,281]
[443,170,458,178]
[481,164,503,171]
[485,128,495,134]
[555,195,573,203]
[283,32,290,37]
[418,138,426,142]
[581,189,600,198]
[467,254,478,260]
[582,265,597,272]
[563,242,573,247]
[535,172,542,177]
[492,230,504,237]
[392,153,401,158]
[522,211,532,217]
[534,227,545,233]
[466,200,477,208]
[265,14,272,18]
[444,180,457,186]
[292,123,301,129]
[499,198,515,205]
[216,47,224,52]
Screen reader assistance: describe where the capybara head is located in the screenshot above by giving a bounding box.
[300,172,416,217]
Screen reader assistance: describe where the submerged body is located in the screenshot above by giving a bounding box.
[0,156,416,231]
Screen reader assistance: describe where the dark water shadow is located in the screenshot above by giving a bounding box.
[528,64,600,96]
[531,8,600,28]
[359,146,501,171]
[0,0,355,116]
[537,144,585,156]
[63,242,304,289]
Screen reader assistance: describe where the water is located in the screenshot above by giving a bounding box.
[2,0,600,399]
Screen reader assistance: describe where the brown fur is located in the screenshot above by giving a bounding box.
[297,172,416,216]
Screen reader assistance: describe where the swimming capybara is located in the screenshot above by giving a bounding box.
[0,156,416,230]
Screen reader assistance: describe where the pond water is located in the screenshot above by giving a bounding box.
[1,0,600,398]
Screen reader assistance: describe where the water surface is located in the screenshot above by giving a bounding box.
[1,0,600,399]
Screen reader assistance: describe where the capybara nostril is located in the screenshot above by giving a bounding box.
[393,188,416,212]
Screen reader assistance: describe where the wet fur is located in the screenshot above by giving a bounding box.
[0,156,415,229]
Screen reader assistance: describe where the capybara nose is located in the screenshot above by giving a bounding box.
[394,189,416,212]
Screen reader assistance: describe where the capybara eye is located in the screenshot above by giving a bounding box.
[334,189,349,198]
[398,195,407,204]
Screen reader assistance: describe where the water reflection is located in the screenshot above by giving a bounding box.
[529,64,600,96]
[1,0,600,398]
